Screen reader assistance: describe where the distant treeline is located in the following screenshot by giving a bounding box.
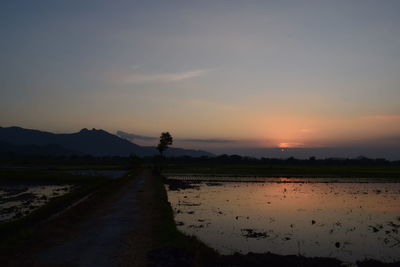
[158,154,400,166]
[1,153,400,166]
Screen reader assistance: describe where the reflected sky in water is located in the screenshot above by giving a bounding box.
[0,185,72,222]
[166,179,400,263]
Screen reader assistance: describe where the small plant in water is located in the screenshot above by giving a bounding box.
[241,229,268,239]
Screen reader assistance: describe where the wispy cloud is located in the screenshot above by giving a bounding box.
[116,130,157,141]
[299,128,313,133]
[117,130,235,144]
[363,114,400,121]
[114,69,214,84]
[180,138,237,144]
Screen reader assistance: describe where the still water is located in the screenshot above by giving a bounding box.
[166,178,400,263]
[0,184,72,222]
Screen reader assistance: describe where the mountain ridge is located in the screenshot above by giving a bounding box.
[0,126,213,157]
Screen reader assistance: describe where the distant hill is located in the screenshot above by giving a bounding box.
[0,140,79,156]
[0,126,213,157]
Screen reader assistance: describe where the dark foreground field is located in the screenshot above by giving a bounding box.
[1,166,399,266]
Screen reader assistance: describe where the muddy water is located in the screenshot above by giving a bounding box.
[0,185,73,222]
[166,179,400,263]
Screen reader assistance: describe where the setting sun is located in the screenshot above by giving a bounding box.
[278,142,303,148]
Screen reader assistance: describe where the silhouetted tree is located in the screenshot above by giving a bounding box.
[155,132,173,172]
[157,132,173,156]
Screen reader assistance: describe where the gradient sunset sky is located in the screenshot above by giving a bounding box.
[1,1,400,155]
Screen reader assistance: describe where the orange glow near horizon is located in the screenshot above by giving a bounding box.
[278,142,304,148]
[278,142,289,148]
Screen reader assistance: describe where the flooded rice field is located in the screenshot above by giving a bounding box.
[166,177,400,263]
[0,184,73,222]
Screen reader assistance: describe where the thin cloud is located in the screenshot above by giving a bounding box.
[349,135,400,148]
[180,138,236,143]
[299,128,313,133]
[115,69,214,84]
[363,114,400,121]
[116,130,157,141]
[117,130,236,144]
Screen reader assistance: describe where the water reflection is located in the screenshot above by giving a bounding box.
[0,184,72,222]
[166,178,400,263]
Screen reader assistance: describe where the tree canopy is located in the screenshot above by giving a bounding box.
[157,132,173,155]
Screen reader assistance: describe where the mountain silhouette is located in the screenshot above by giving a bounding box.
[0,140,79,156]
[0,126,213,157]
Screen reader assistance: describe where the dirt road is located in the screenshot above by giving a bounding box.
[8,169,158,267]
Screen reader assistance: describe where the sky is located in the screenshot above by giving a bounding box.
[1,1,400,157]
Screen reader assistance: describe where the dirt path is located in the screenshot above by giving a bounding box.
[30,169,155,267]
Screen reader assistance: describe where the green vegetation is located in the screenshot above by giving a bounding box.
[164,164,400,178]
